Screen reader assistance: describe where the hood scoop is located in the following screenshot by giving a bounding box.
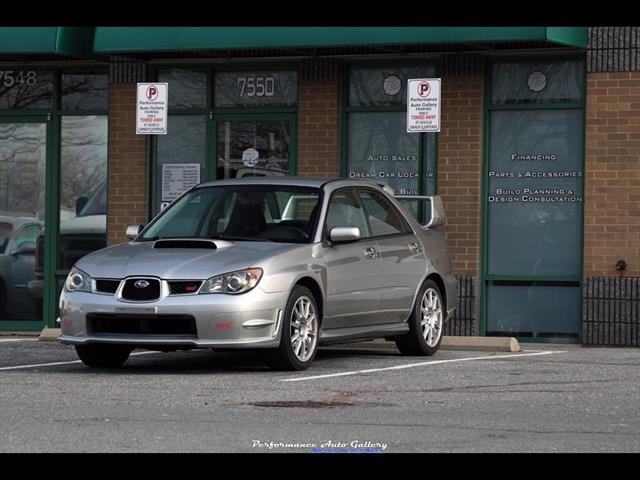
[153,239,218,249]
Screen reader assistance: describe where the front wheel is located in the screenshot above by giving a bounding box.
[264,286,319,371]
[395,279,445,356]
[75,344,132,368]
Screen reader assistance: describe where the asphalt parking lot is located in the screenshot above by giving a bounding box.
[0,338,638,453]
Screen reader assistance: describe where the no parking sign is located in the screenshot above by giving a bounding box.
[407,78,441,133]
[136,83,168,134]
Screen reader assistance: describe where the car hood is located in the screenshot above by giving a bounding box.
[60,215,106,235]
[75,240,299,280]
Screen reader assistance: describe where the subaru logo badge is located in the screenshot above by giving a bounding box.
[134,280,149,289]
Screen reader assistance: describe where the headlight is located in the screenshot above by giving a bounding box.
[64,267,92,293]
[199,268,263,295]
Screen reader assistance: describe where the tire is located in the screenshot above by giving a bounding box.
[264,286,319,371]
[75,344,132,368]
[395,279,445,356]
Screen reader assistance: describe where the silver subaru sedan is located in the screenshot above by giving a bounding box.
[58,177,457,370]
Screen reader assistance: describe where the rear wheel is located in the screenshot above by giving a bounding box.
[265,286,319,371]
[395,279,444,356]
[75,344,132,368]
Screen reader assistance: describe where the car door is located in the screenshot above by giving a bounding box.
[322,188,382,329]
[8,223,40,317]
[357,188,426,324]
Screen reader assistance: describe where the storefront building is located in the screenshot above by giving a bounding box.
[0,27,637,345]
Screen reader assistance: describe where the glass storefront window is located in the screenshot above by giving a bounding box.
[154,115,206,214]
[58,116,108,269]
[346,111,436,219]
[158,69,207,110]
[487,109,584,276]
[217,121,290,179]
[491,60,585,105]
[151,68,298,218]
[61,74,108,111]
[0,122,47,321]
[349,65,437,107]
[347,112,420,191]
[486,283,581,337]
[0,70,54,110]
[346,64,438,224]
[215,71,297,107]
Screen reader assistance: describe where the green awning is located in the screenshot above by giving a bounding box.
[0,27,95,57]
[93,27,588,53]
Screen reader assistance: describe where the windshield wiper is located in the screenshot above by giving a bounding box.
[210,234,268,242]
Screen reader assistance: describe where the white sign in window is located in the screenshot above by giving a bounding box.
[161,163,200,204]
[407,78,441,133]
[136,83,168,134]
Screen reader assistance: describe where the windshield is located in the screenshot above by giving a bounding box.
[78,181,107,217]
[140,185,322,243]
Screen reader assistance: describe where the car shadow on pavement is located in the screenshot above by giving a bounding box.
[66,346,401,375]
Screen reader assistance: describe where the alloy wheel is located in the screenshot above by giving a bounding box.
[290,295,318,362]
[420,288,443,347]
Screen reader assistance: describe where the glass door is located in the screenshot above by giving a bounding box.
[0,118,48,329]
[213,114,297,180]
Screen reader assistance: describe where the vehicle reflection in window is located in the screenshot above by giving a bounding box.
[58,180,107,270]
[0,217,43,321]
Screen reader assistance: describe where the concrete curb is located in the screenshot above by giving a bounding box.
[38,328,61,342]
[33,329,519,352]
[343,336,520,352]
[441,336,520,352]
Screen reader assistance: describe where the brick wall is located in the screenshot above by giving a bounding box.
[297,79,341,177]
[584,71,640,276]
[437,75,484,276]
[106,84,149,246]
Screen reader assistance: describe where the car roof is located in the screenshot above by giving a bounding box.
[0,216,44,228]
[196,176,385,189]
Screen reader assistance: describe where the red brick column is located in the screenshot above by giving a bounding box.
[584,71,640,276]
[106,84,149,246]
[437,74,484,276]
[297,79,341,177]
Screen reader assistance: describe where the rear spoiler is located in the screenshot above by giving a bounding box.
[379,184,447,229]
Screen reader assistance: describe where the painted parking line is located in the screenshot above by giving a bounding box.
[279,350,567,382]
[0,350,161,372]
[0,338,39,343]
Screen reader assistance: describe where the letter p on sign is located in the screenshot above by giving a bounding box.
[417,81,431,97]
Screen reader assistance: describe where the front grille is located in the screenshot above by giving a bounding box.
[87,313,197,335]
[95,279,120,294]
[121,278,161,301]
[168,281,202,295]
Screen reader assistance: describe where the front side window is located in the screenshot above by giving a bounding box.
[325,189,370,238]
[358,189,409,237]
[142,185,320,244]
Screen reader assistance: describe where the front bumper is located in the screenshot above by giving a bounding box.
[58,286,288,349]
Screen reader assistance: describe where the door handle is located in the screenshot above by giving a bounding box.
[363,247,377,259]
[408,242,422,254]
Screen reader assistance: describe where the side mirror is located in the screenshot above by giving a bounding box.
[75,196,88,216]
[328,226,361,244]
[125,224,144,240]
[424,196,447,228]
